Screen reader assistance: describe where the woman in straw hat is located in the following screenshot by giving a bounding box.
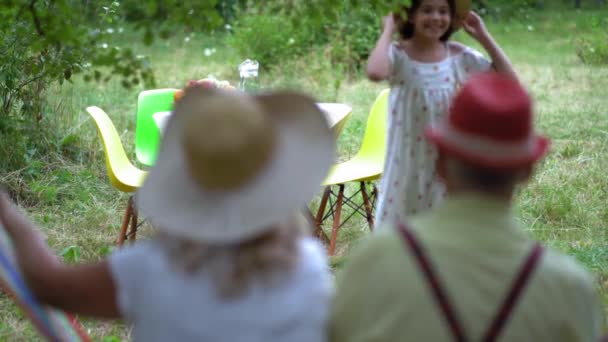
[0,86,336,341]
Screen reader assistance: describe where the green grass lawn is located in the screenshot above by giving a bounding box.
[1,6,607,341]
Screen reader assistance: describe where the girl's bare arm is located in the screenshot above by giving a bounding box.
[463,11,518,80]
[367,14,397,82]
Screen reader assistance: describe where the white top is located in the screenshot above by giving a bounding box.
[109,237,333,342]
[375,42,491,227]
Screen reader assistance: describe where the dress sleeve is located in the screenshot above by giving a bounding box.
[455,47,492,82]
[388,42,407,86]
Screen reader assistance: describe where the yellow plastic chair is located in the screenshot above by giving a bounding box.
[312,89,389,255]
[85,106,148,246]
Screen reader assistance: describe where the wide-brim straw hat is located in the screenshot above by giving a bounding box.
[137,86,335,244]
[426,72,549,170]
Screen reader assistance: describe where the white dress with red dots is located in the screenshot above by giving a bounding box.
[375,42,491,227]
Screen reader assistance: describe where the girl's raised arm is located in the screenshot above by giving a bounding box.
[367,14,397,82]
[463,11,518,80]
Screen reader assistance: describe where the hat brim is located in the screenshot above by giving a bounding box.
[136,90,335,244]
[425,124,550,170]
[452,0,472,30]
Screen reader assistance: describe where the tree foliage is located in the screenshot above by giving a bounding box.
[0,0,225,118]
[0,0,228,174]
[1,0,605,120]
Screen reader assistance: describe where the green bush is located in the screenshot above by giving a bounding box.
[575,15,608,65]
[326,3,382,73]
[576,35,608,65]
[228,1,394,73]
[227,7,323,70]
[0,0,225,175]
[0,114,55,172]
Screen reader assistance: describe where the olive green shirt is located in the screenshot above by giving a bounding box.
[330,193,603,342]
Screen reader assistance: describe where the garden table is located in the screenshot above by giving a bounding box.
[152,102,352,139]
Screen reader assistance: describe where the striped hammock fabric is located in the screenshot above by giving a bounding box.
[0,226,90,341]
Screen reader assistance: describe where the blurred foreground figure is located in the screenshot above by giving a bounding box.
[330,72,603,342]
[1,87,335,342]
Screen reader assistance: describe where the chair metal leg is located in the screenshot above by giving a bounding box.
[117,196,134,246]
[360,181,375,231]
[313,187,331,244]
[128,203,138,242]
[117,196,140,246]
[303,206,329,244]
[328,184,345,256]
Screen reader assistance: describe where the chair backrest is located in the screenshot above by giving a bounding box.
[86,106,146,192]
[135,88,179,167]
[356,89,389,162]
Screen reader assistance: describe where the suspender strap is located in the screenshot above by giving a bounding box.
[397,221,543,342]
[397,222,468,342]
[481,243,543,342]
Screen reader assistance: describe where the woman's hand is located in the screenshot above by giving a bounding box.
[0,192,58,266]
[0,191,120,318]
[462,11,490,42]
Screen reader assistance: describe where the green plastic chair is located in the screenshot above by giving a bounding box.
[86,106,148,245]
[135,88,179,167]
[312,89,389,255]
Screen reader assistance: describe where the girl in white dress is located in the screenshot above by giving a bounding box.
[367,0,518,226]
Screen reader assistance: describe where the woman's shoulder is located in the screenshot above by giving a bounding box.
[109,239,166,276]
[298,236,328,264]
[295,237,331,277]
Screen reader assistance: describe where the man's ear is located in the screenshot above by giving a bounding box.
[518,165,534,183]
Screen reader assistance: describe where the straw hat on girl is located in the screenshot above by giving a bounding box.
[137,86,335,244]
[450,0,473,29]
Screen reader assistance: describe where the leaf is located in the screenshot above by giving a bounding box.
[60,245,81,263]
[60,133,78,148]
[143,29,153,46]
[159,29,171,39]
[98,245,114,257]
[102,336,122,342]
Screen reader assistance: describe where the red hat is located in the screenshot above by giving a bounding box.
[425,72,549,170]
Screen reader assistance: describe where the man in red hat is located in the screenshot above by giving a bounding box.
[329,72,603,342]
